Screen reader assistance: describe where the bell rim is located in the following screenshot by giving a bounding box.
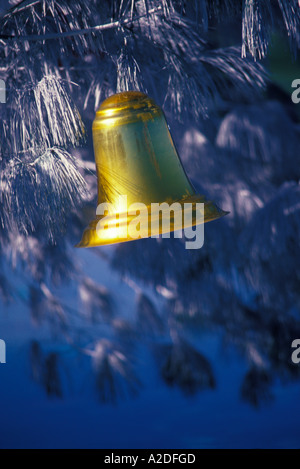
[76,194,229,248]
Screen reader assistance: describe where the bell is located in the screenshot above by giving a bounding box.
[77,91,227,247]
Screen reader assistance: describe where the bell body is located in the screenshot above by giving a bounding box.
[78,91,227,247]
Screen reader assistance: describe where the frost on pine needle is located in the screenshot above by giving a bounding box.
[162,46,267,121]
[0,164,11,237]
[241,0,300,59]
[34,76,85,147]
[242,0,272,60]
[116,46,145,93]
[10,76,85,153]
[1,2,269,122]
[83,59,116,111]
[133,7,267,119]
[163,54,210,120]
[1,0,104,55]
[8,147,88,241]
[199,47,267,99]
[277,0,300,54]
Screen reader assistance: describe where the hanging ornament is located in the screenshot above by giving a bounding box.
[77,91,227,247]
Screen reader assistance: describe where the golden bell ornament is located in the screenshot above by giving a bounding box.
[77,91,227,247]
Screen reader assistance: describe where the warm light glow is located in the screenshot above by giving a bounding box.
[77,91,227,248]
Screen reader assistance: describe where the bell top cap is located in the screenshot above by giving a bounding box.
[94,91,161,125]
[100,91,148,108]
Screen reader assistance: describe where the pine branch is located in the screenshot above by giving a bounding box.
[1,147,88,241]
[0,4,163,42]
[242,0,273,60]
